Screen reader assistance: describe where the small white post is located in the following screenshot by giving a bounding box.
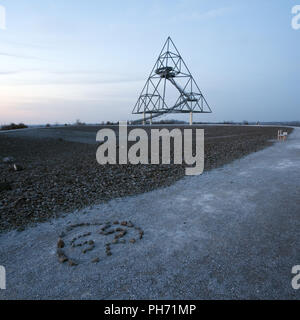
[142,112,145,125]
[189,112,193,125]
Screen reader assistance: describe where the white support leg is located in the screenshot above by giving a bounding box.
[189,112,193,125]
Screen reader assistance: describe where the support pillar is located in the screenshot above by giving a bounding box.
[142,112,145,125]
[150,113,152,125]
[189,112,193,125]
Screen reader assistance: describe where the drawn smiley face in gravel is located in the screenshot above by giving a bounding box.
[56,221,144,266]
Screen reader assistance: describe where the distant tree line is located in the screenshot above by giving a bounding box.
[1,123,28,131]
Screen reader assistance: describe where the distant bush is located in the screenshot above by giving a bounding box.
[75,119,86,126]
[1,123,28,131]
[223,121,235,125]
[151,119,186,125]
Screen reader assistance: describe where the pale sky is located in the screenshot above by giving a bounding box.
[0,0,299,124]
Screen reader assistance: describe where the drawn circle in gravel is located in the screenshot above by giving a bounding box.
[56,220,144,266]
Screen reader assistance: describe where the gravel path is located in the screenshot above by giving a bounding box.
[0,128,299,300]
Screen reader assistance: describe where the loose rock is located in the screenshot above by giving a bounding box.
[56,219,145,266]
[57,238,65,248]
[58,255,68,263]
[13,164,24,172]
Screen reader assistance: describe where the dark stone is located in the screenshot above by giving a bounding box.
[57,238,65,248]
[13,164,24,172]
[58,255,68,263]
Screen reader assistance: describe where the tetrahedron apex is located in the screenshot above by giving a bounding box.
[132,37,212,124]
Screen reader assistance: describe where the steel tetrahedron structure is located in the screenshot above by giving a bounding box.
[132,37,212,124]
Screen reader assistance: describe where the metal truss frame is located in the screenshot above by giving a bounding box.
[132,37,212,119]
